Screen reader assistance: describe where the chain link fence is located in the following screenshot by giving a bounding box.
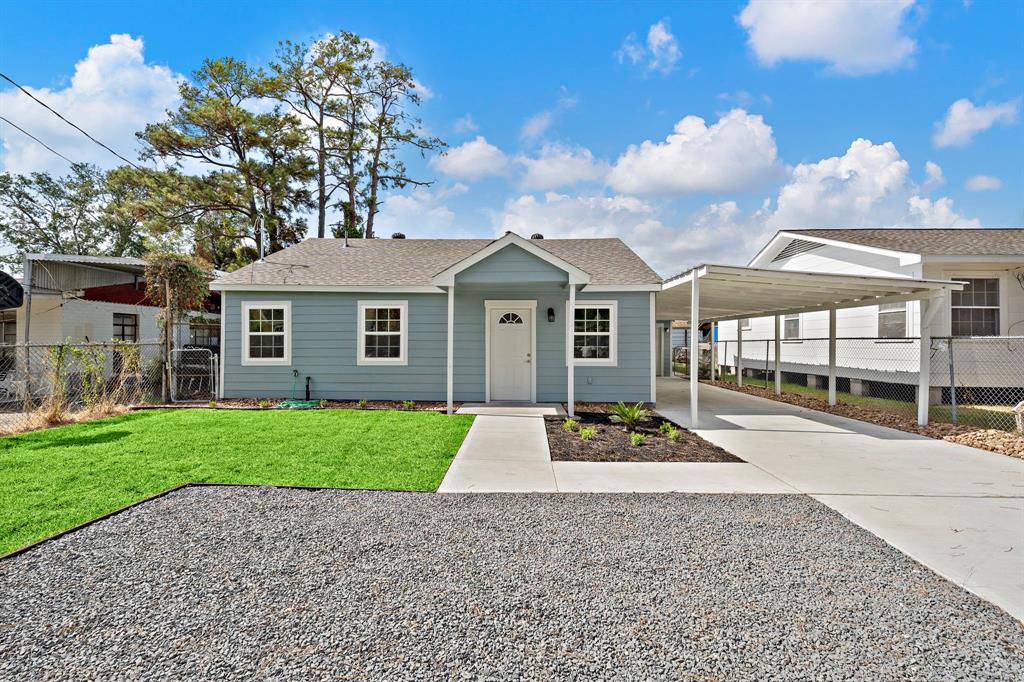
[0,342,165,435]
[702,336,1024,432]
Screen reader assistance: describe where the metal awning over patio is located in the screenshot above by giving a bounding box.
[655,264,964,428]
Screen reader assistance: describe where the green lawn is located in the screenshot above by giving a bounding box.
[0,408,475,556]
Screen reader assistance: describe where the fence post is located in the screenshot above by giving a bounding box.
[947,337,957,425]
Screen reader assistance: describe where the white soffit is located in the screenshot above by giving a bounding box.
[656,264,963,322]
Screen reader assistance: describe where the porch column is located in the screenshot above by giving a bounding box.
[736,321,743,387]
[649,292,657,403]
[773,315,781,395]
[710,322,717,381]
[446,285,454,415]
[827,308,837,406]
[917,296,939,426]
[689,273,700,427]
[567,284,575,418]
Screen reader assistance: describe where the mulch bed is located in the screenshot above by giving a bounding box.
[215,399,457,413]
[546,410,741,463]
[704,380,1024,461]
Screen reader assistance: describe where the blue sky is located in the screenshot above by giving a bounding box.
[1,0,1021,273]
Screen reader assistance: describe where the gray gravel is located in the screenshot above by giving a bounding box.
[2,486,1022,680]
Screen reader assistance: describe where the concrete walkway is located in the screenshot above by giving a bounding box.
[655,378,1024,622]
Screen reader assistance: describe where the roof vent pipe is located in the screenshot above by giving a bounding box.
[391,232,406,239]
[530,233,544,240]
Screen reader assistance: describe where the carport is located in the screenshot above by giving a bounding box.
[655,265,964,427]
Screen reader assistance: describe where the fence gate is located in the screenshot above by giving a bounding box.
[170,348,217,402]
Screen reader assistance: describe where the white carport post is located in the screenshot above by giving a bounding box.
[567,284,576,418]
[827,308,837,406]
[773,315,781,395]
[917,296,939,426]
[736,321,743,387]
[689,272,700,427]
[446,285,455,415]
[710,322,717,381]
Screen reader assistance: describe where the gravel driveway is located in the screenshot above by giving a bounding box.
[2,486,1022,680]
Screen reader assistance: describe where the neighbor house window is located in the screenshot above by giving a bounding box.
[0,310,16,345]
[190,322,220,349]
[783,314,800,339]
[951,278,1000,336]
[877,302,907,339]
[242,302,290,365]
[358,301,408,365]
[739,318,751,331]
[570,302,617,365]
[112,313,138,342]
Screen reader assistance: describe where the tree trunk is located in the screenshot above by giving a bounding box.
[316,117,326,238]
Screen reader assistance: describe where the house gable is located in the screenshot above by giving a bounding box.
[454,244,569,286]
[431,232,590,287]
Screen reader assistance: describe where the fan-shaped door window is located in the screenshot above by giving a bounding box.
[498,312,524,325]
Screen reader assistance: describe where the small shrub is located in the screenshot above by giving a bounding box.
[666,426,681,442]
[629,432,646,447]
[319,398,328,408]
[208,399,217,408]
[608,401,651,431]
[562,418,578,432]
[358,398,368,409]
[402,400,415,410]
[579,426,597,440]
[659,420,673,435]
[258,399,272,409]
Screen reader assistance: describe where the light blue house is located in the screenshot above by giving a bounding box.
[211,232,672,414]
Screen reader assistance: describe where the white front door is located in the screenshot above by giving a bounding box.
[489,307,532,401]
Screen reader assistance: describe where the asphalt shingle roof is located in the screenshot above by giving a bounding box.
[215,236,662,287]
[786,228,1024,257]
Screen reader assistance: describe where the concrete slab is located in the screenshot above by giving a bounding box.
[552,462,798,494]
[437,459,557,493]
[457,404,566,417]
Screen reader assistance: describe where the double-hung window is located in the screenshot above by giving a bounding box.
[877,302,907,339]
[951,278,1000,336]
[570,301,617,366]
[783,314,800,340]
[358,301,408,365]
[242,302,290,365]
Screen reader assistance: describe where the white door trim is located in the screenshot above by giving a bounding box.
[484,299,537,403]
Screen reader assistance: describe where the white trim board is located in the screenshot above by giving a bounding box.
[240,300,292,366]
[432,232,591,286]
[212,283,444,293]
[564,299,619,367]
[356,300,409,366]
[484,299,537,403]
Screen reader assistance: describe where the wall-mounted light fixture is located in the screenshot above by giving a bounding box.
[547,307,556,323]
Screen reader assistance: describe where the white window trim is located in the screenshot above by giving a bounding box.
[241,301,291,366]
[739,318,751,331]
[944,272,1006,337]
[357,300,409,366]
[565,300,618,367]
[877,301,909,339]
[782,313,800,340]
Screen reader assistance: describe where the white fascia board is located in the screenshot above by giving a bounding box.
[210,283,445,293]
[923,255,1024,264]
[431,232,591,286]
[581,283,662,292]
[746,231,792,267]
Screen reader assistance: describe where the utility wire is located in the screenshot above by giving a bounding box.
[0,71,142,169]
[0,115,77,164]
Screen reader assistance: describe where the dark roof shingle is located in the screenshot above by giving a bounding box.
[215,237,661,287]
[786,228,1024,257]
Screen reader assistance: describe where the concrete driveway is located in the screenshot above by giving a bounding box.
[656,377,1024,621]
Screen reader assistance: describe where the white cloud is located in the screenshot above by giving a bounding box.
[412,79,435,101]
[0,34,183,174]
[737,0,917,75]
[375,183,468,237]
[965,175,1002,191]
[923,160,944,190]
[607,109,778,195]
[615,19,681,75]
[429,136,509,180]
[932,98,1020,148]
[517,144,609,190]
[520,111,553,142]
[453,114,478,134]
[767,138,978,229]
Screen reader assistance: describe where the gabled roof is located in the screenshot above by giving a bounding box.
[781,228,1024,257]
[432,232,590,285]
[213,234,662,289]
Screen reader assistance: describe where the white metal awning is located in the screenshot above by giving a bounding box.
[656,264,963,322]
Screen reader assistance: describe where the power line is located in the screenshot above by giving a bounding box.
[0,115,77,164]
[0,71,142,169]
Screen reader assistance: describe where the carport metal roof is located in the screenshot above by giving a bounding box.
[655,264,962,323]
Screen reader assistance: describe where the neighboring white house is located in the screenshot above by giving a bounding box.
[716,228,1024,395]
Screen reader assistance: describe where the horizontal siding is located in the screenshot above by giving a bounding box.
[455,244,568,285]
[223,288,653,403]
